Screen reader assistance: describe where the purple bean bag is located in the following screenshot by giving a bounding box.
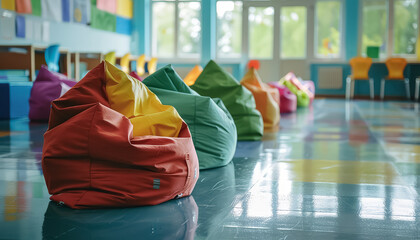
[29,66,77,121]
[302,80,315,104]
[268,82,297,113]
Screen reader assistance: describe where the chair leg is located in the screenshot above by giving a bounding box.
[346,77,351,100]
[404,78,411,100]
[416,78,420,101]
[369,78,374,100]
[380,79,385,100]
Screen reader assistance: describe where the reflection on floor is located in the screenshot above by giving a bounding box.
[1,99,420,239]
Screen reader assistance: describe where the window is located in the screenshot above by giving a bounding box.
[249,6,274,59]
[315,1,342,58]
[216,1,243,58]
[393,0,418,54]
[281,6,307,58]
[361,0,418,57]
[152,0,201,58]
[361,0,387,57]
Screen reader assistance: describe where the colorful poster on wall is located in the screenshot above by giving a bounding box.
[97,0,116,14]
[116,16,130,35]
[116,0,132,19]
[91,6,116,32]
[31,0,41,16]
[1,0,16,11]
[41,0,62,21]
[15,15,25,37]
[72,0,89,24]
[0,10,15,39]
[62,0,70,22]
[16,0,32,14]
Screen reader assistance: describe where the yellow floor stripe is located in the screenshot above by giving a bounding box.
[277,159,401,185]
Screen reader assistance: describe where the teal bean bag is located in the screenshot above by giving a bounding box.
[190,60,263,141]
[143,65,237,170]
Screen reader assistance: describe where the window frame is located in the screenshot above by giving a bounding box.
[359,0,420,59]
[150,0,202,61]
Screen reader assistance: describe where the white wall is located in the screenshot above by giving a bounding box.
[0,8,132,56]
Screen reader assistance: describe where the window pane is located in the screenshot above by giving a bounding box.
[362,0,387,57]
[249,6,274,59]
[178,2,201,56]
[394,0,418,54]
[217,1,242,58]
[281,6,306,58]
[153,2,175,57]
[315,1,341,58]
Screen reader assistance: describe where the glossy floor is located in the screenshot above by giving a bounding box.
[1,99,420,239]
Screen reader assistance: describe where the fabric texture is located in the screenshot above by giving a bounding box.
[29,65,76,121]
[241,68,280,131]
[268,81,297,113]
[143,65,237,170]
[42,61,199,209]
[190,60,263,141]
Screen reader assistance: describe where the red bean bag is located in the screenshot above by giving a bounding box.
[42,61,199,209]
[129,71,143,81]
[268,81,297,113]
[29,65,76,121]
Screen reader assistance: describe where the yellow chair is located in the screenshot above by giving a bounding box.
[381,58,410,100]
[120,53,131,73]
[104,51,116,65]
[147,57,158,74]
[346,57,374,100]
[184,65,202,86]
[136,54,146,76]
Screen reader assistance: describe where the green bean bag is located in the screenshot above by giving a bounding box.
[143,65,237,170]
[283,79,310,107]
[190,60,263,141]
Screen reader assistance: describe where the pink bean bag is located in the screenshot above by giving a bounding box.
[29,65,77,121]
[268,82,297,113]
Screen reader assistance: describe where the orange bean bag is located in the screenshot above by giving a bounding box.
[241,67,280,131]
[42,61,199,209]
[184,65,202,86]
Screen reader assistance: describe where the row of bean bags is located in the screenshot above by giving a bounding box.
[29,66,77,121]
[42,60,286,209]
[142,65,237,170]
[190,60,264,141]
[43,61,199,209]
